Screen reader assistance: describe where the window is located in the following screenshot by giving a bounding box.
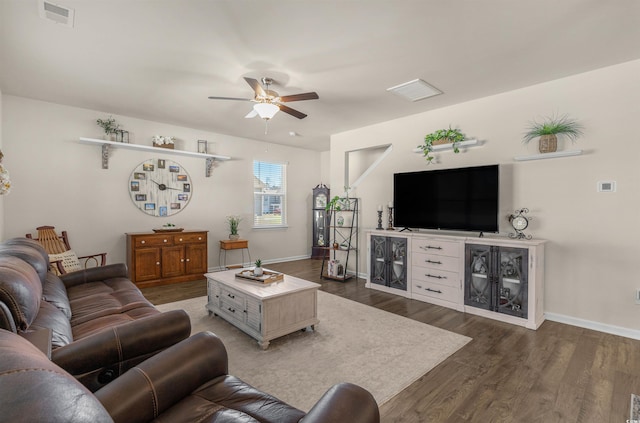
[253,160,287,228]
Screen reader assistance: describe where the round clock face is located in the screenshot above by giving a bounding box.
[512,216,528,231]
[129,158,192,217]
[315,193,327,209]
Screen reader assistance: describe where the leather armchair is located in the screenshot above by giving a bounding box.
[1,329,380,423]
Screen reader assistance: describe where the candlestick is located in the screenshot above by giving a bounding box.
[388,201,393,209]
[386,206,395,230]
[376,210,383,230]
[377,204,383,212]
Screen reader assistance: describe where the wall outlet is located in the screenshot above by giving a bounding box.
[636,289,640,305]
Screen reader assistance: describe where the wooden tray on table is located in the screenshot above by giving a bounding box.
[235,269,284,284]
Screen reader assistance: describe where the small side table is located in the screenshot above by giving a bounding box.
[219,239,251,269]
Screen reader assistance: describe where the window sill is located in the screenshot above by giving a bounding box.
[252,225,289,230]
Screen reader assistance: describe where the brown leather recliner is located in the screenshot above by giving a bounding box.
[0,329,380,423]
[0,237,191,391]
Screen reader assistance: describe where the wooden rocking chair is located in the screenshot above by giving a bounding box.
[26,225,107,274]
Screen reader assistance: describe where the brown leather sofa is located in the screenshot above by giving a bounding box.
[0,237,191,391]
[0,329,380,423]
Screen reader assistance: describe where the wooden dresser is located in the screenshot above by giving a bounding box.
[126,230,208,288]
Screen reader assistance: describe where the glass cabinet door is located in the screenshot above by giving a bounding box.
[497,247,528,318]
[370,235,386,286]
[313,210,328,247]
[388,237,407,290]
[465,244,493,311]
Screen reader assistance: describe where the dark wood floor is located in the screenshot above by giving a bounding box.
[141,259,640,423]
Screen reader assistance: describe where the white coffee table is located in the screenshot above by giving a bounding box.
[205,269,320,349]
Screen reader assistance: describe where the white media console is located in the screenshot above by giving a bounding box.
[366,230,546,329]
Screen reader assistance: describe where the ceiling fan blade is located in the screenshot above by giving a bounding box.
[208,96,252,101]
[244,77,266,97]
[244,109,258,119]
[279,104,307,119]
[279,92,319,102]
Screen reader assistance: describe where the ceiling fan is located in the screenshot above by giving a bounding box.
[208,77,319,122]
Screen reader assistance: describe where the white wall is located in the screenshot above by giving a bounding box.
[2,96,321,267]
[331,59,640,334]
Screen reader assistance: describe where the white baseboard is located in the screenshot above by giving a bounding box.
[545,312,640,340]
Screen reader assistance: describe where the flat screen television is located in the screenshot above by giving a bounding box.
[393,164,499,233]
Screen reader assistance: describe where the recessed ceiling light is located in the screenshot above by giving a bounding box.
[387,79,442,102]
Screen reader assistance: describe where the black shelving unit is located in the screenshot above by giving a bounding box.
[320,198,358,282]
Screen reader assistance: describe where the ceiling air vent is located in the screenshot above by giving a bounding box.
[387,79,442,102]
[39,0,75,28]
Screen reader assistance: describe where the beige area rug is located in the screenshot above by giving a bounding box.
[158,291,471,412]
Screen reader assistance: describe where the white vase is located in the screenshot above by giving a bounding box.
[229,234,239,240]
[254,267,263,276]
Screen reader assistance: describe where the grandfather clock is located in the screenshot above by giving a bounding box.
[311,184,330,259]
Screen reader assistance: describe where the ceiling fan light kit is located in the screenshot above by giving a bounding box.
[208,76,319,133]
[253,102,280,120]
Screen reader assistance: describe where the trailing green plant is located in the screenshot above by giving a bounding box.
[417,126,465,163]
[325,195,342,212]
[254,259,262,268]
[226,215,241,235]
[96,115,120,135]
[522,113,583,143]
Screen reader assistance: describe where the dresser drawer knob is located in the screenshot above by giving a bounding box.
[179,238,183,241]
[426,273,446,279]
[141,240,145,244]
[186,258,190,262]
[426,259,442,265]
[426,288,443,294]
[163,239,168,243]
[198,237,202,240]
[181,259,184,262]
[156,262,160,265]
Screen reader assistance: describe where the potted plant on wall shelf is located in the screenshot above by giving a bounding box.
[96,116,120,141]
[523,113,583,153]
[226,215,241,240]
[418,126,466,163]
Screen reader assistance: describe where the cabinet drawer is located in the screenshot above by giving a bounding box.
[219,285,246,310]
[412,252,460,272]
[413,238,460,257]
[175,233,206,243]
[219,298,244,323]
[413,266,459,288]
[133,235,173,247]
[413,281,460,303]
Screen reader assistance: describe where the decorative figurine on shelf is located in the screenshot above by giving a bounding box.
[376,205,383,230]
[508,208,532,240]
[387,202,395,231]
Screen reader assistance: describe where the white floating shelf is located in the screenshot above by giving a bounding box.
[79,137,231,177]
[514,150,583,162]
[413,139,479,154]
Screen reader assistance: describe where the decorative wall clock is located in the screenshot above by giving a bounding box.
[508,208,532,239]
[128,158,192,217]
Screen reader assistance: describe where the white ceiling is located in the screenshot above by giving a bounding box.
[2,0,640,151]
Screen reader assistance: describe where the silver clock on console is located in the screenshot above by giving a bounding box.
[128,158,192,217]
[508,208,532,239]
